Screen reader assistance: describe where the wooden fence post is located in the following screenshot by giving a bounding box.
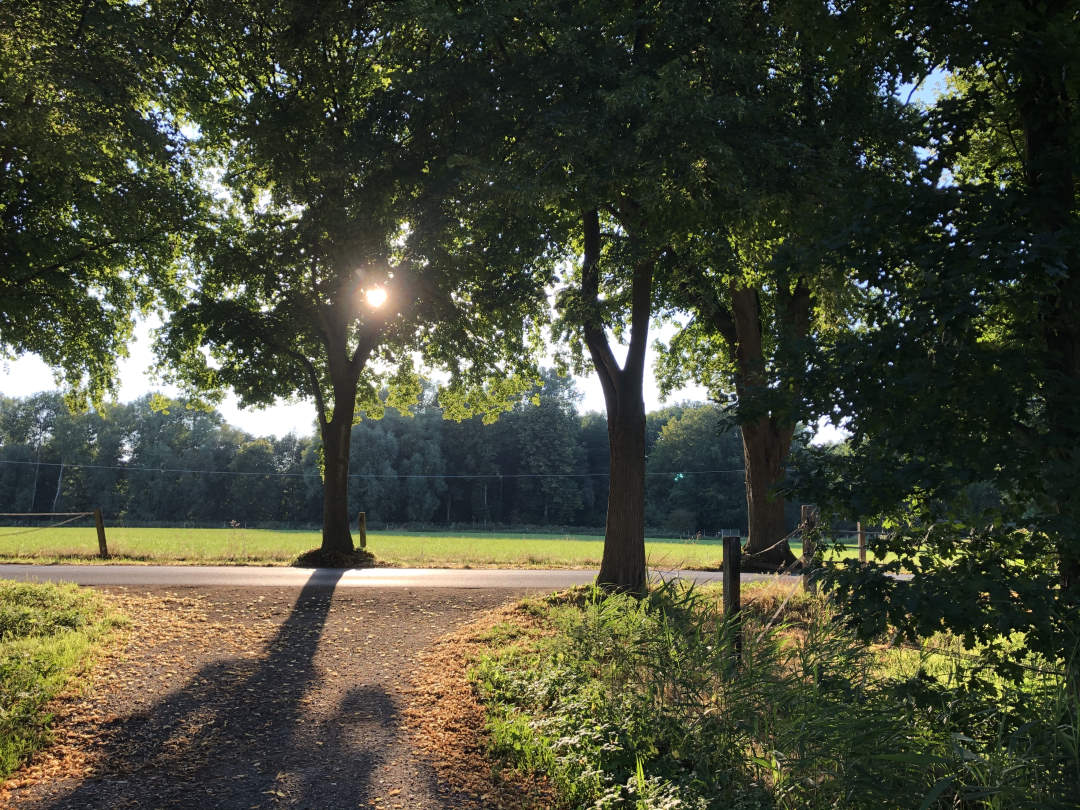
[801,504,819,592]
[357,511,367,549]
[94,508,109,559]
[857,521,866,565]
[723,535,742,663]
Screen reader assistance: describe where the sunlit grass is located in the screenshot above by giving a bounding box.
[0,525,886,568]
[0,581,124,778]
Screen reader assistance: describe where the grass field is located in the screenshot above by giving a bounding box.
[0,525,880,568]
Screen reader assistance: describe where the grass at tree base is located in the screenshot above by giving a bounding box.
[292,548,376,569]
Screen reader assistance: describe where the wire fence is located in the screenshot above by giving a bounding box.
[0,458,745,480]
[0,511,95,537]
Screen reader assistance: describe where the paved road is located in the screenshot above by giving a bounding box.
[0,564,797,589]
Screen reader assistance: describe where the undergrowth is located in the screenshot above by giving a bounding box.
[470,580,1080,809]
[0,580,123,779]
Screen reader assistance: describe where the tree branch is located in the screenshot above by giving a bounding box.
[683,265,737,348]
[581,209,621,403]
[624,259,653,382]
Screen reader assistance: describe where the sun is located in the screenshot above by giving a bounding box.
[365,287,388,308]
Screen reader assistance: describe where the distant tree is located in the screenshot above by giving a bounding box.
[0,393,63,512]
[227,440,278,524]
[440,414,499,525]
[645,406,745,534]
[272,434,318,525]
[347,421,402,524]
[512,373,585,525]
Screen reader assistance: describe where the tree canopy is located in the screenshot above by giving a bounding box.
[0,0,198,404]
[795,0,1080,678]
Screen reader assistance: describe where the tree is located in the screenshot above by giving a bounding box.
[645,405,746,534]
[0,392,61,511]
[160,1,549,556]
[0,0,197,403]
[510,372,585,525]
[227,439,278,524]
[654,0,920,569]
[797,0,1080,680]
[439,0,775,589]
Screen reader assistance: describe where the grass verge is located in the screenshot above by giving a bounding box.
[0,580,123,779]
[469,580,1079,809]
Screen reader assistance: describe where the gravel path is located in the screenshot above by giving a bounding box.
[3,576,539,809]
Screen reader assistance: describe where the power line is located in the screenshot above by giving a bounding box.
[0,458,746,481]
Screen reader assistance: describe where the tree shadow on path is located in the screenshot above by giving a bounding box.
[37,570,452,809]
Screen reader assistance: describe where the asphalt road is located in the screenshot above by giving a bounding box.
[0,564,798,589]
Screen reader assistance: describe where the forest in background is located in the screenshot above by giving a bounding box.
[0,373,781,534]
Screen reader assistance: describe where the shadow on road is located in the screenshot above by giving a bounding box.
[36,569,449,809]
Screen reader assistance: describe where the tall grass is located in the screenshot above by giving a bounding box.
[471,581,1080,809]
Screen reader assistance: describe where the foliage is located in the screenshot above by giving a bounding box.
[472,583,1080,808]
[645,407,747,535]
[792,0,1080,676]
[0,0,198,405]
[0,581,122,778]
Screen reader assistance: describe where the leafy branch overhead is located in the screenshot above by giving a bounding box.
[0,0,201,406]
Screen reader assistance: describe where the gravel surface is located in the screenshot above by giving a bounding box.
[2,578,539,809]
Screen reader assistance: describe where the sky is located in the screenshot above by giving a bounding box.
[0,317,849,444]
[0,316,716,439]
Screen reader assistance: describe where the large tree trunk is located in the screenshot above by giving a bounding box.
[597,373,647,590]
[740,417,798,570]
[314,331,363,555]
[738,419,799,570]
[320,411,354,554]
[581,209,651,592]
[727,283,808,570]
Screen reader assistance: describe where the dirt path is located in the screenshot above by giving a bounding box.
[2,576,539,809]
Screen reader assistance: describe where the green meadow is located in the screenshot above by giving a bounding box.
[0,525,881,568]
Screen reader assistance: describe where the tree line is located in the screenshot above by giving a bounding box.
[0,380,763,533]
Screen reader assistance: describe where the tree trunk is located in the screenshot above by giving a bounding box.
[597,383,647,590]
[320,412,354,554]
[581,209,651,593]
[741,418,797,570]
[727,283,807,570]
